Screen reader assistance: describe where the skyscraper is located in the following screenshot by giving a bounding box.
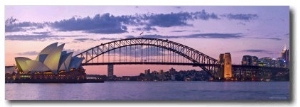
[281,45,289,67]
[241,55,258,66]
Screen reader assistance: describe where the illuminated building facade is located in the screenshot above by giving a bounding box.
[241,55,258,66]
[223,53,232,80]
[5,42,86,83]
[219,53,232,80]
[281,46,289,67]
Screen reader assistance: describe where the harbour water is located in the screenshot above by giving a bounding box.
[5,81,290,100]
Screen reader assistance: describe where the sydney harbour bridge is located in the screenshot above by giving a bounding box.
[73,38,289,81]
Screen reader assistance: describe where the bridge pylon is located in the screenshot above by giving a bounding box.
[219,53,233,80]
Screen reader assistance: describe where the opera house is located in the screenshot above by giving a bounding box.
[5,43,87,83]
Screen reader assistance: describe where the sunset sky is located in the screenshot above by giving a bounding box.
[5,6,289,76]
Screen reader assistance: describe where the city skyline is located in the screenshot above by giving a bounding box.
[5,6,289,76]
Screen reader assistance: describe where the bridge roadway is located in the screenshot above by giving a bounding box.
[81,62,289,71]
[82,62,217,66]
[6,62,288,71]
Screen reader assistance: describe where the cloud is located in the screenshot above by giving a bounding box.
[17,51,39,56]
[137,34,178,39]
[73,38,96,42]
[171,30,186,32]
[51,13,128,34]
[265,38,282,41]
[144,10,219,28]
[240,49,273,54]
[6,10,257,35]
[99,37,119,41]
[222,13,258,21]
[253,37,282,41]
[32,31,51,35]
[48,10,220,34]
[5,34,64,41]
[135,25,157,31]
[128,33,243,39]
[186,33,243,39]
[5,20,45,32]
[5,17,18,25]
[125,35,135,38]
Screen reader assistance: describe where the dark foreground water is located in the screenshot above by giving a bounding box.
[5,81,290,101]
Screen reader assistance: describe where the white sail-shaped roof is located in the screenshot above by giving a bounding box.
[58,52,73,72]
[36,42,58,62]
[26,60,51,73]
[69,57,84,69]
[37,54,48,63]
[15,57,31,73]
[43,43,65,74]
[15,42,84,74]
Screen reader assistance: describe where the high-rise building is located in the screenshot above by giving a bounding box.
[241,55,252,65]
[251,56,258,66]
[281,45,289,67]
[241,55,258,66]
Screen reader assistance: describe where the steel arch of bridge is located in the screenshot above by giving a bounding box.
[75,38,220,76]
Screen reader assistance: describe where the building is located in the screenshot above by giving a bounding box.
[144,69,150,76]
[169,68,177,74]
[281,45,289,67]
[241,55,258,66]
[5,42,86,83]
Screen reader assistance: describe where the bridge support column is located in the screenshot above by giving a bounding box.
[223,53,233,80]
[218,54,224,79]
[108,64,114,80]
[219,53,233,80]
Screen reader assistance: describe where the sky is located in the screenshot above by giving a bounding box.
[5,6,290,76]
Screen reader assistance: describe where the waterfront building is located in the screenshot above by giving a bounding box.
[5,42,86,83]
[144,69,150,76]
[251,56,259,66]
[281,45,289,67]
[241,55,258,66]
[169,68,177,74]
